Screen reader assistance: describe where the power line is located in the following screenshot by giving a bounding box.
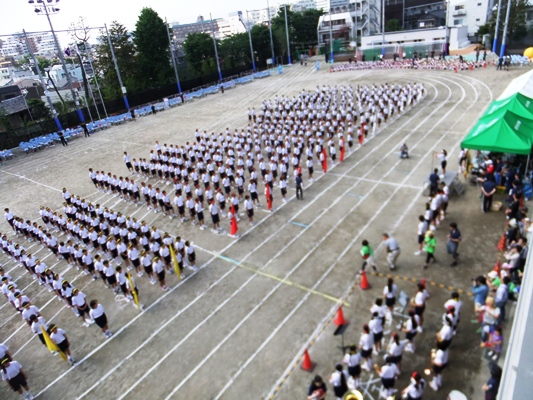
[0,27,105,38]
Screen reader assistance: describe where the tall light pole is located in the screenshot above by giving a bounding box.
[166,18,182,93]
[500,0,511,57]
[283,4,292,65]
[444,0,450,56]
[21,89,34,122]
[104,23,130,110]
[210,13,223,81]
[381,0,386,56]
[22,29,62,131]
[329,11,334,63]
[354,3,358,48]
[73,43,97,121]
[492,2,501,53]
[267,0,276,65]
[240,11,257,72]
[28,0,85,124]
[85,42,108,118]
[402,0,405,29]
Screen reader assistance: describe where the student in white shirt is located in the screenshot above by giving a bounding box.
[115,266,130,299]
[429,341,449,391]
[385,332,406,372]
[402,310,420,353]
[401,371,426,400]
[412,283,430,331]
[89,300,112,338]
[28,315,48,348]
[209,200,221,232]
[415,215,428,255]
[373,357,400,399]
[342,345,361,389]
[444,292,462,333]
[328,363,348,399]
[359,324,374,371]
[152,257,168,291]
[141,251,156,284]
[436,317,453,350]
[185,241,198,271]
[71,288,94,326]
[0,343,12,362]
[382,278,398,317]
[21,303,46,327]
[369,312,384,354]
[49,324,75,364]
[244,195,254,225]
[0,358,33,399]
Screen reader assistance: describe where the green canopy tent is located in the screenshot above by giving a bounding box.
[461,108,533,155]
[483,92,533,120]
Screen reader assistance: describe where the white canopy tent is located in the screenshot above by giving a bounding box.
[498,69,533,100]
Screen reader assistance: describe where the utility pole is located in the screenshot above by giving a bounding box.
[23,30,62,131]
[105,23,130,110]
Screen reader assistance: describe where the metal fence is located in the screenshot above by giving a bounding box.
[0,63,265,150]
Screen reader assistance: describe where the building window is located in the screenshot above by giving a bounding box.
[527,10,533,21]
[454,19,463,25]
[454,5,465,10]
[476,18,480,21]
[478,2,482,5]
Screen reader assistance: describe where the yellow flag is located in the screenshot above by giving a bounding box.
[170,245,181,279]
[127,274,140,310]
[40,325,67,362]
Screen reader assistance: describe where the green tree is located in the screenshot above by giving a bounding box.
[272,5,295,58]
[133,8,173,89]
[94,21,138,100]
[53,101,71,115]
[219,33,250,69]
[26,98,51,120]
[183,32,217,76]
[386,19,401,32]
[15,55,49,74]
[292,8,324,48]
[480,0,528,44]
[271,6,323,59]
[251,25,276,67]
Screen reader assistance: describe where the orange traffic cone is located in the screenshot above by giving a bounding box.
[301,349,316,372]
[230,216,238,237]
[360,270,371,290]
[334,306,348,326]
[497,234,506,251]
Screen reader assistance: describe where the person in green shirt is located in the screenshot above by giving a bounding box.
[423,231,436,269]
[360,240,378,274]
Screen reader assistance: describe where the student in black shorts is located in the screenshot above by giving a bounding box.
[0,358,33,399]
[48,324,75,364]
[89,300,112,338]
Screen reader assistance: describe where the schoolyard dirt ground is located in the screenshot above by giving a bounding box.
[0,60,525,399]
